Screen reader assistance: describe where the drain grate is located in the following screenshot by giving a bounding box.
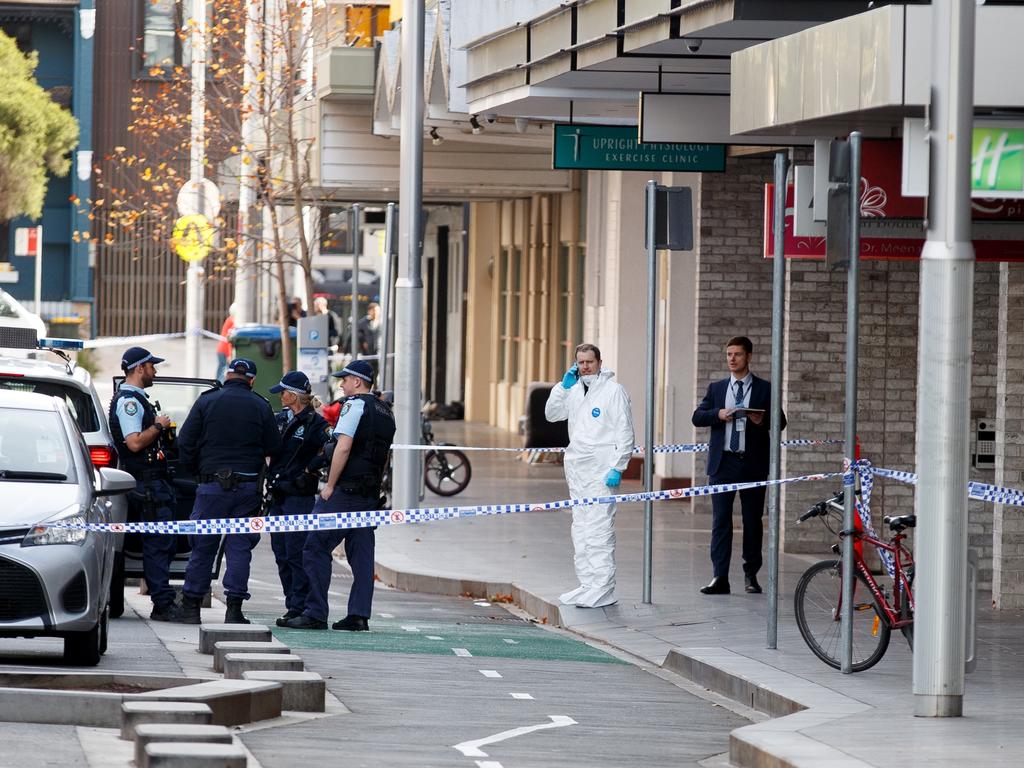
[465,615,531,624]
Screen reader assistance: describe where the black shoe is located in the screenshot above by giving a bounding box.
[150,602,182,622]
[176,595,202,625]
[224,597,250,625]
[745,575,763,594]
[332,615,369,632]
[700,577,730,595]
[276,609,302,628]
[282,615,328,630]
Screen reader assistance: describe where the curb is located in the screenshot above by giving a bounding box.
[375,560,876,768]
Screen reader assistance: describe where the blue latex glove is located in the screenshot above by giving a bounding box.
[604,468,622,488]
[561,364,579,389]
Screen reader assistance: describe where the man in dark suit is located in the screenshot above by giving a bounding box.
[691,336,785,595]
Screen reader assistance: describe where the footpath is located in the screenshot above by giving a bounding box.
[375,420,1024,768]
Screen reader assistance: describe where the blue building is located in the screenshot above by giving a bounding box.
[0,0,94,328]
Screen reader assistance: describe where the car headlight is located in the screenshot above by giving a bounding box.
[22,504,89,546]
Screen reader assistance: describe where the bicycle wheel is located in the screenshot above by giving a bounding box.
[794,559,891,672]
[424,448,472,496]
[899,566,914,650]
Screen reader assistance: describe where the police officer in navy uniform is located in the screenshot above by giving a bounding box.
[109,347,180,621]
[176,358,281,624]
[265,371,332,626]
[283,359,395,631]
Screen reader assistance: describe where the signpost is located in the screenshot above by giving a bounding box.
[554,125,725,172]
[172,214,214,263]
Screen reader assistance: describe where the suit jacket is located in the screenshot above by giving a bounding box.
[691,374,786,479]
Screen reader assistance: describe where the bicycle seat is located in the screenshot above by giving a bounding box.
[884,514,916,532]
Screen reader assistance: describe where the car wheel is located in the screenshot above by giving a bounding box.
[64,611,104,667]
[109,550,125,619]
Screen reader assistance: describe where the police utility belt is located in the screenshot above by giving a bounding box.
[199,470,258,490]
[337,475,382,497]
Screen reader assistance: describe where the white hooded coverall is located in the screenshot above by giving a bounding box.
[545,369,635,607]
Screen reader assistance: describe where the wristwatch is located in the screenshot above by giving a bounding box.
[153,422,165,433]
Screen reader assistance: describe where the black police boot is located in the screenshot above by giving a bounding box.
[332,615,369,632]
[150,601,182,622]
[276,609,302,628]
[177,595,202,625]
[224,597,250,625]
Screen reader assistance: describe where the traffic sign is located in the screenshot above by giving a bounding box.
[172,214,214,262]
[176,178,221,218]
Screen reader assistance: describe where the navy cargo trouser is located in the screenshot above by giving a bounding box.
[183,481,261,601]
[133,478,178,608]
[268,494,313,613]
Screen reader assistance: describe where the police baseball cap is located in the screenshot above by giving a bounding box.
[227,358,258,378]
[332,359,374,384]
[270,370,311,395]
[122,346,165,370]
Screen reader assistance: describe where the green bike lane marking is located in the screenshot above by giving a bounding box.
[253,614,626,665]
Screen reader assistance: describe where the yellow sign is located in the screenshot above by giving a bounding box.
[172,214,214,263]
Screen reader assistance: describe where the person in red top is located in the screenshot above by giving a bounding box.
[216,303,237,382]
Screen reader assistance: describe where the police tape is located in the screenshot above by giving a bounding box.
[390,437,843,455]
[50,469,847,535]
[83,330,228,348]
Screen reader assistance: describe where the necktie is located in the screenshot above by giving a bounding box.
[730,380,744,452]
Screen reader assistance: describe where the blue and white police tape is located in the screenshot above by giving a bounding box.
[48,469,846,536]
[390,437,843,455]
[83,329,227,348]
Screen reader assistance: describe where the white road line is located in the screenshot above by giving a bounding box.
[510,693,534,700]
[378,612,395,618]
[454,716,578,758]
[479,670,502,678]
[475,762,503,768]
[474,601,492,607]
[401,625,421,632]
[452,647,473,657]
[503,639,519,645]
[426,635,444,640]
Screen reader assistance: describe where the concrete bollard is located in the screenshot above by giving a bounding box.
[145,742,247,767]
[213,641,290,673]
[241,671,326,712]
[223,653,304,680]
[199,625,272,654]
[133,724,234,768]
[120,701,213,741]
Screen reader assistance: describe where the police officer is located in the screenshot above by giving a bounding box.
[283,359,395,631]
[176,358,281,624]
[265,371,332,626]
[109,347,180,622]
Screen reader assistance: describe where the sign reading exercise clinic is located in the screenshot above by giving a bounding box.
[552,124,725,172]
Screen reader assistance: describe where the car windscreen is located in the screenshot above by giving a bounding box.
[0,297,18,318]
[0,377,100,433]
[146,381,218,428]
[0,407,77,482]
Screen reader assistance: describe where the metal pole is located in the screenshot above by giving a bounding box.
[913,0,975,718]
[767,151,789,649]
[34,225,43,315]
[378,202,396,391]
[185,0,206,377]
[233,0,258,325]
[393,2,425,511]
[642,179,657,604]
[839,132,863,674]
[350,203,361,360]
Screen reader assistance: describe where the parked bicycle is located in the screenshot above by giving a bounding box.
[381,415,472,500]
[794,490,915,672]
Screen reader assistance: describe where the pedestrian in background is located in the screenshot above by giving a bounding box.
[215,303,237,382]
[282,360,394,631]
[265,371,333,627]
[176,358,281,624]
[109,346,180,622]
[691,336,785,596]
[313,296,342,350]
[545,343,635,609]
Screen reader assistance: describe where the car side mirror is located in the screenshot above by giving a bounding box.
[95,467,137,496]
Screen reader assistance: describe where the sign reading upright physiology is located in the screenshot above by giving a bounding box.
[552,124,725,172]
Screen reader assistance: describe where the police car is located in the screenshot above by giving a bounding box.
[0,389,137,665]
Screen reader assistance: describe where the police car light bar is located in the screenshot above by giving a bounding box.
[38,337,85,351]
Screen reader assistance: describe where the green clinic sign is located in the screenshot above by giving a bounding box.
[972,127,1024,198]
[553,124,725,172]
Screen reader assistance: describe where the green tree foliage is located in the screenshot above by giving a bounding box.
[0,31,79,220]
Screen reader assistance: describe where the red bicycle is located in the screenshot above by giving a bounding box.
[794,490,915,672]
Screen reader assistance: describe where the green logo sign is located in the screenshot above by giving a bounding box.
[972,127,1024,197]
[553,124,725,172]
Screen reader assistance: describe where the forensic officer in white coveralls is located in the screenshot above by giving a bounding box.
[545,343,635,608]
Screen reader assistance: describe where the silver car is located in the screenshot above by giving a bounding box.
[0,390,136,665]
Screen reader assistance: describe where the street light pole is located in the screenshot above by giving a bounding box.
[913,0,976,718]
[393,2,425,510]
[185,0,207,376]
[234,0,258,325]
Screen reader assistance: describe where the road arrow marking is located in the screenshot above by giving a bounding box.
[454,716,577,757]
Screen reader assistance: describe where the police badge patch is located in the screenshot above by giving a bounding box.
[340,402,351,417]
[124,400,138,416]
